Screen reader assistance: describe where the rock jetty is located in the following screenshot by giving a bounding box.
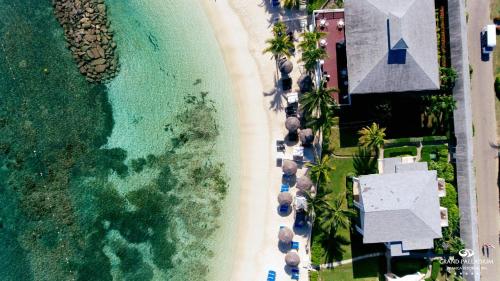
[52,0,119,83]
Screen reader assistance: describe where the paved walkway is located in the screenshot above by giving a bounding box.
[313,252,384,270]
[467,0,500,280]
[447,0,481,280]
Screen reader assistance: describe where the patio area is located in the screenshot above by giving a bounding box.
[314,10,349,105]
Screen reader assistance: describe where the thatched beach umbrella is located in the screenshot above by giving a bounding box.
[279,60,293,74]
[285,252,300,267]
[282,160,298,176]
[299,128,314,146]
[298,74,313,93]
[285,117,300,132]
[278,226,294,243]
[296,176,313,191]
[278,192,293,205]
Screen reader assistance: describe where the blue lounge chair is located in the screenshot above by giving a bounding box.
[291,268,299,280]
[280,184,289,192]
[291,241,299,250]
[271,0,280,7]
[267,270,276,281]
[279,205,289,213]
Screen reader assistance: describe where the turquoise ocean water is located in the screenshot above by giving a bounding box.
[0,0,239,280]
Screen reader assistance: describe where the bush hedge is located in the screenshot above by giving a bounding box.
[385,136,447,146]
[430,260,441,280]
[384,146,418,158]
[309,271,319,281]
[429,160,455,182]
[421,145,448,162]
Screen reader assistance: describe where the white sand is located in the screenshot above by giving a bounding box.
[201,1,311,281]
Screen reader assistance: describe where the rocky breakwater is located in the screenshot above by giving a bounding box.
[53,0,119,83]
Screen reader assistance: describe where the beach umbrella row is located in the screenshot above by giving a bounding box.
[299,128,314,146]
[278,226,294,243]
[285,117,301,132]
[296,176,313,191]
[282,159,298,175]
[277,192,293,205]
[285,251,300,267]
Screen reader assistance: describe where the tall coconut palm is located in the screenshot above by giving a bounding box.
[319,193,355,236]
[299,30,326,50]
[307,109,337,140]
[303,191,329,224]
[272,21,288,37]
[301,46,328,74]
[423,94,456,134]
[306,154,335,192]
[300,84,337,119]
[357,122,386,154]
[263,34,294,77]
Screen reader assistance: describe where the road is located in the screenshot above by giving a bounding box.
[467,0,500,280]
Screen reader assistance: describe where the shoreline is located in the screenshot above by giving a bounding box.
[201,1,310,280]
[200,0,274,280]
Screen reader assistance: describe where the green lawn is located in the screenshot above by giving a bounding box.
[312,157,384,265]
[383,146,418,158]
[317,257,386,281]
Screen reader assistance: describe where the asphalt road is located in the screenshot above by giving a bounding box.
[467,1,500,280]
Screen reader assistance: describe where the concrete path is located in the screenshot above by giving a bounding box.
[467,1,500,280]
[316,252,384,270]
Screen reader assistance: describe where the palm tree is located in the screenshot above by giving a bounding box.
[307,109,337,141]
[283,0,300,9]
[300,84,337,120]
[319,193,355,236]
[263,34,294,76]
[357,122,386,155]
[299,30,326,50]
[272,21,287,37]
[439,67,458,91]
[353,148,377,176]
[423,94,456,134]
[301,46,328,74]
[306,154,335,191]
[303,191,328,224]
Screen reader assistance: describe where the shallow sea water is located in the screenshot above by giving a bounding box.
[0,0,240,280]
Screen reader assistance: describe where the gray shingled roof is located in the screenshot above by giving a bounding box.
[358,170,442,252]
[344,0,440,94]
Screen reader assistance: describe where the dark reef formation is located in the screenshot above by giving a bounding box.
[52,0,119,82]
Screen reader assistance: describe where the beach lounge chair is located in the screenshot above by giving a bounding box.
[271,0,280,7]
[291,241,299,250]
[267,270,276,280]
[291,268,299,280]
[280,184,289,192]
[279,205,289,213]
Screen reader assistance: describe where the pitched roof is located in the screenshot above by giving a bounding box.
[358,169,442,252]
[344,0,440,94]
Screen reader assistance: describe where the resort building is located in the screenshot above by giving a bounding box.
[352,157,448,257]
[344,0,440,95]
[314,0,440,104]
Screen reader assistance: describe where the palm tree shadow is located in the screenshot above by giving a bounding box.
[320,232,350,262]
[353,148,377,176]
[267,77,286,111]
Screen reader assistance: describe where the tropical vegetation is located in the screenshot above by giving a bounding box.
[357,123,386,155]
[283,0,300,9]
[422,94,457,134]
[300,84,337,119]
[299,30,328,74]
[306,154,334,190]
[318,193,355,236]
[439,67,458,91]
[263,21,294,76]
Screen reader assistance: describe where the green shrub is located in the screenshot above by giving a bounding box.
[383,146,418,158]
[309,271,319,281]
[429,161,455,182]
[430,260,440,280]
[421,145,448,162]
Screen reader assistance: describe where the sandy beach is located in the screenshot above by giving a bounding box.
[201,1,311,280]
